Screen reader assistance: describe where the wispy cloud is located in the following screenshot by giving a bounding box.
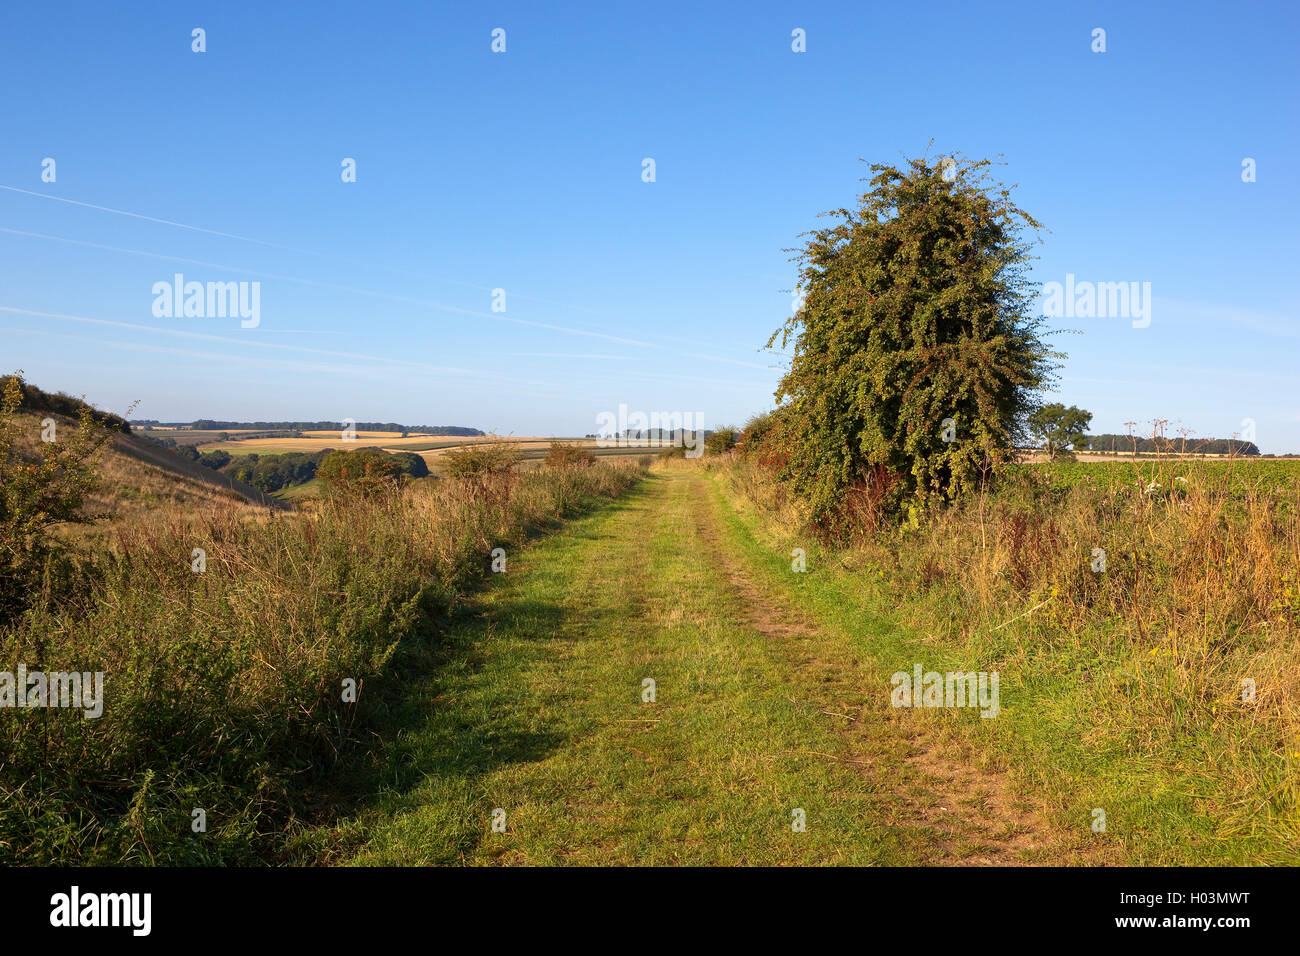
[0,184,308,252]
[0,228,660,349]
[3,325,573,401]
[505,352,635,360]
[0,306,553,388]
[1158,298,1299,340]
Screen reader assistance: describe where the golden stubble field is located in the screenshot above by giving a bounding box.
[192,434,655,471]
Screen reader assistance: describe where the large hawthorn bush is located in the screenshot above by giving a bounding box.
[767,154,1058,531]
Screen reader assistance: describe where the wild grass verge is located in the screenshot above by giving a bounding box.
[710,454,1300,863]
[0,459,645,864]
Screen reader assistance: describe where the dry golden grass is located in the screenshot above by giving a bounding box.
[195,433,578,454]
[299,430,411,439]
[196,435,451,453]
[8,412,261,550]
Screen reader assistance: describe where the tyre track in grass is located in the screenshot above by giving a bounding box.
[333,467,1100,865]
[685,466,1101,865]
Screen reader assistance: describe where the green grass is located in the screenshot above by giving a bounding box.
[1013,457,1300,496]
[16,450,1289,865]
[707,461,1300,865]
[307,469,1064,865]
[273,477,321,500]
[0,461,646,865]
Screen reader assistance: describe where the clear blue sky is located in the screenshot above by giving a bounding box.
[2,1,1297,450]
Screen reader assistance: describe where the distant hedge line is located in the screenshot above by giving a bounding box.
[187,420,484,436]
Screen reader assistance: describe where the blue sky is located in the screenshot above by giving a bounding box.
[2,1,1297,450]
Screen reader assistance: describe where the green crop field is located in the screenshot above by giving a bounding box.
[1015,457,1300,496]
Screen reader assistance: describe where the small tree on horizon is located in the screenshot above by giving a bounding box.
[1026,403,1092,460]
[704,427,738,456]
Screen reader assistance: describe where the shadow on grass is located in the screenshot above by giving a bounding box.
[292,474,661,861]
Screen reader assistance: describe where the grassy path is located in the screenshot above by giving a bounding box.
[322,467,1092,865]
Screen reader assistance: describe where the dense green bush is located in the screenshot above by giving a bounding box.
[704,427,738,456]
[543,441,596,468]
[390,451,431,478]
[223,450,326,492]
[442,441,522,478]
[198,449,232,470]
[767,152,1057,532]
[316,448,404,497]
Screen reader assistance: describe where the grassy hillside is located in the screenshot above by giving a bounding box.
[7,411,266,533]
